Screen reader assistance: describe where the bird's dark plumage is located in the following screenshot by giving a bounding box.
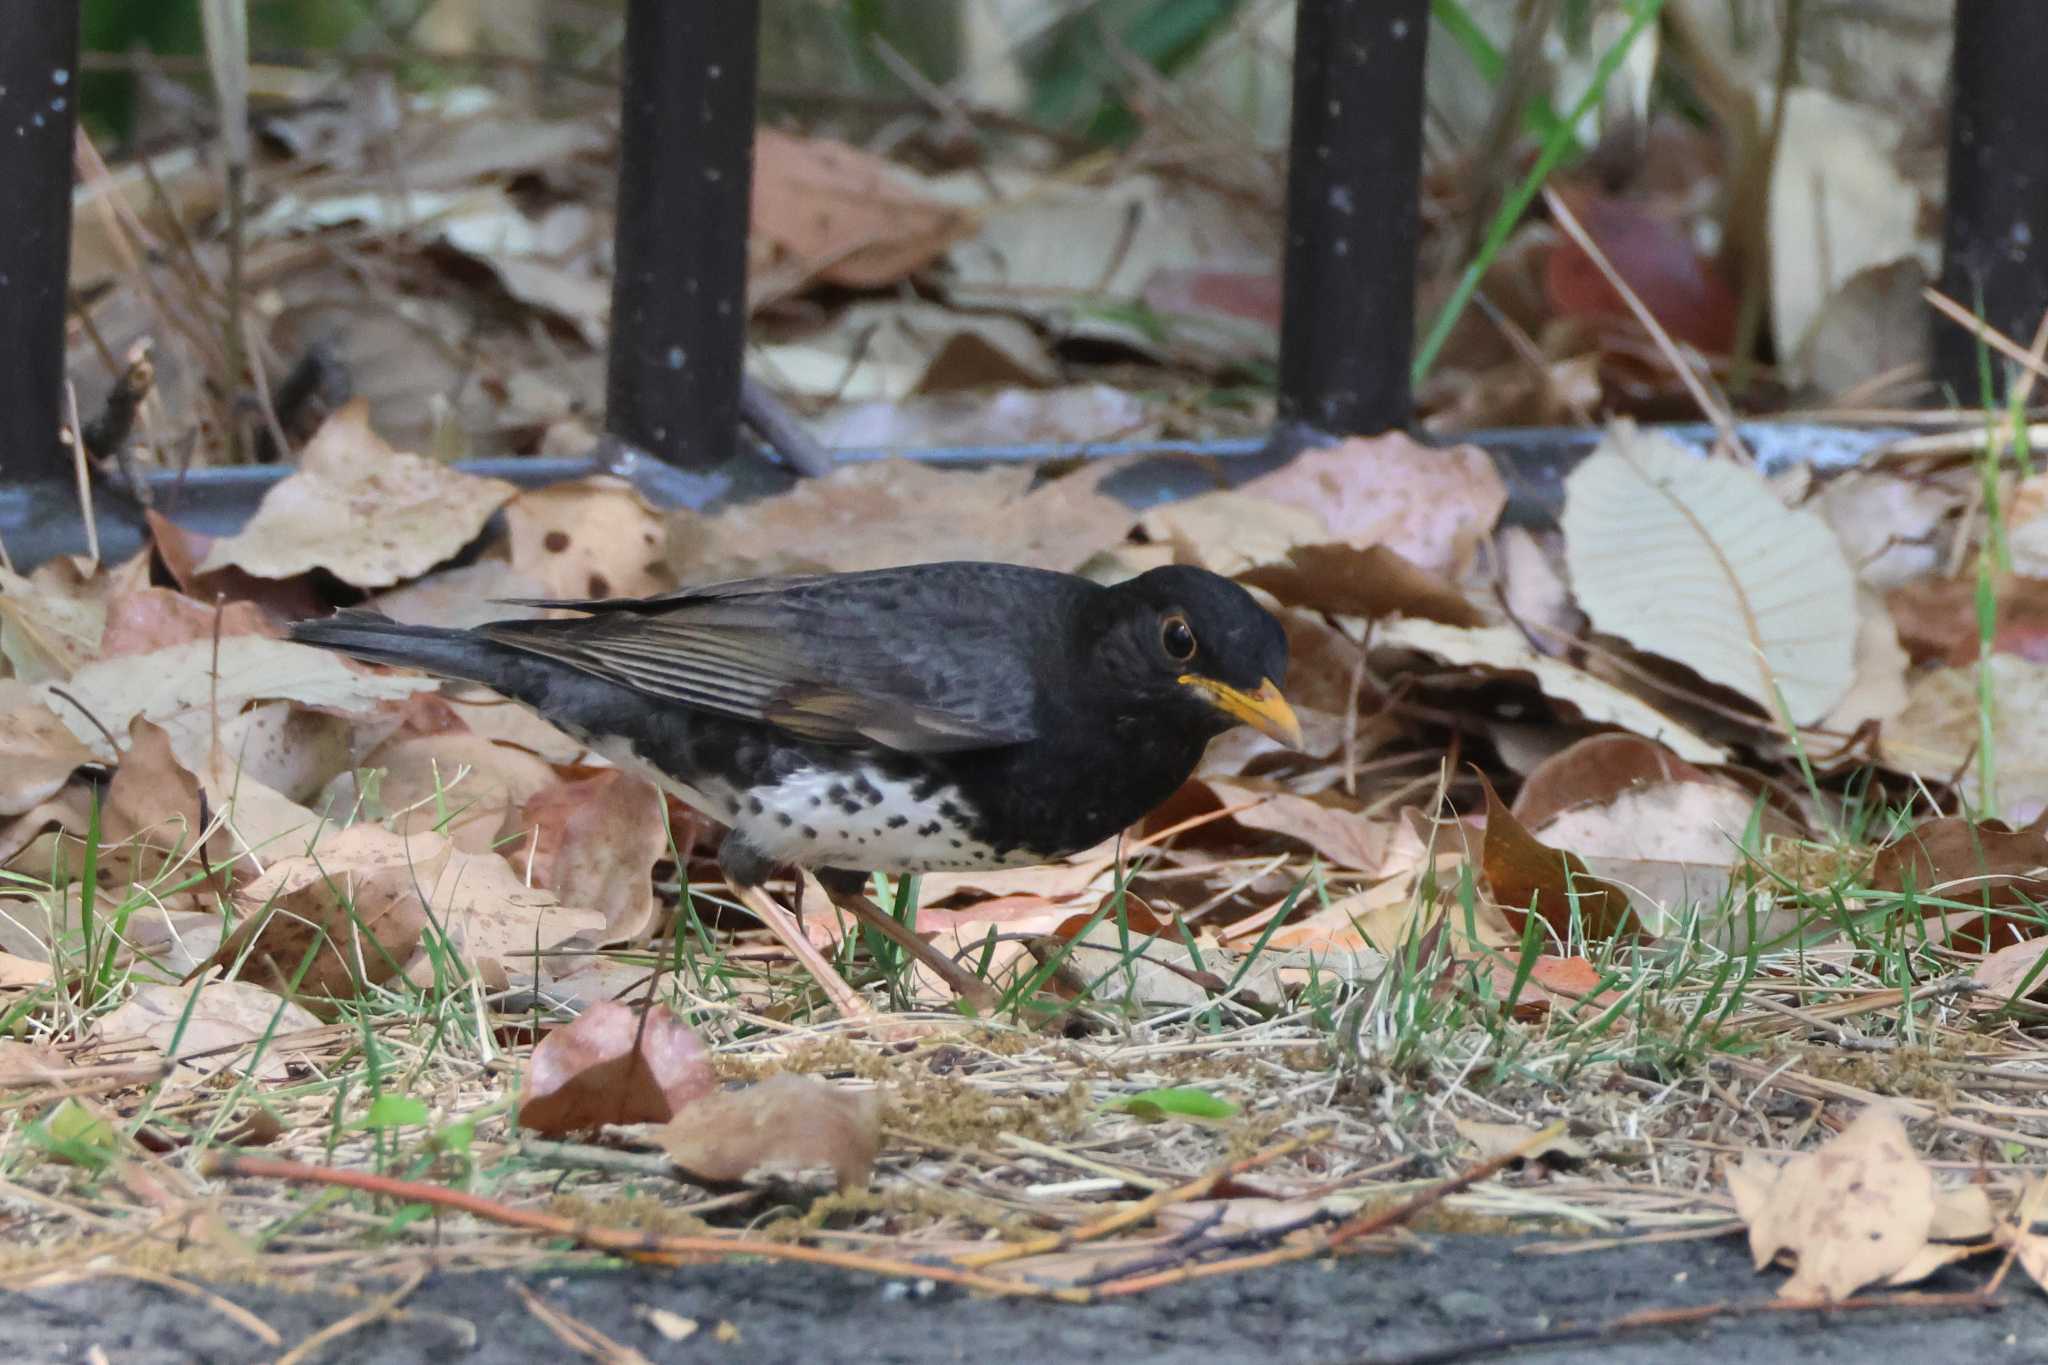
[289,562,1297,886]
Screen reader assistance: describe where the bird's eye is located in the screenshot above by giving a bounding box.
[1160,614,1197,663]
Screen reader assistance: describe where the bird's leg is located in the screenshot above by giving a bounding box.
[810,871,1002,1014]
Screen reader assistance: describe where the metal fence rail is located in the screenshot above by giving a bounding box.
[0,2,2023,559]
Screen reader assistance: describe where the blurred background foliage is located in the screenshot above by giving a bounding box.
[80,0,1259,148]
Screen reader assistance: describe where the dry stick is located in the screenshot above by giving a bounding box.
[1086,1122,1568,1299]
[1924,287,2048,389]
[728,883,873,1020]
[811,873,1003,1013]
[512,1279,655,1365]
[28,1267,282,1348]
[954,1127,1332,1270]
[207,1153,1082,1301]
[1541,184,1752,465]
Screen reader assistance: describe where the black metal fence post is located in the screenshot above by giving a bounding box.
[605,0,761,468]
[1934,0,2048,399]
[1275,0,1429,438]
[0,2,82,483]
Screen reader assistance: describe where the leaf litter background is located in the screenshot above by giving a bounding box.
[9,0,2048,1318]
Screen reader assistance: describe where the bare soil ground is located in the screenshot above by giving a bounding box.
[9,1236,2032,1365]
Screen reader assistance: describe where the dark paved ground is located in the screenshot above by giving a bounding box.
[8,1234,2042,1364]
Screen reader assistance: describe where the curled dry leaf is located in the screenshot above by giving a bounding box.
[1561,423,1858,726]
[211,825,437,999]
[0,567,107,681]
[1511,733,1713,829]
[1195,777,1392,873]
[1971,936,2048,1006]
[1452,1117,1591,1168]
[1884,655,2048,821]
[1238,544,1482,627]
[1140,493,1328,579]
[1867,813,2048,953]
[516,768,669,943]
[1532,780,1791,944]
[646,1073,883,1192]
[39,634,433,763]
[517,1000,714,1136]
[751,129,966,292]
[1729,1105,1980,1302]
[0,692,96,818]
[97,588,279,659]
[1372,618,1726,764]
[666,459,1132,582]
[195,399,518,588]
[1478,774,1633,941]
[1238,433,1507,579]
[504,477,673,602]
[362,732,560,853]
[94,978,321,1082]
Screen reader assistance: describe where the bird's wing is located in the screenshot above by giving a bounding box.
[481,567,1056,752]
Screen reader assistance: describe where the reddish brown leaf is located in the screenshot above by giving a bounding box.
[1543,183,1737,354]
[645,1073,882,1191]
[1478,773,1633,941]
[517,1000,714,1136]
[1238,544,1482,627]
[516,768,669,942]
[99,588,280,658]
[751,129,967,291]
[1512,733,1713,829]
[1868,814,2048,952]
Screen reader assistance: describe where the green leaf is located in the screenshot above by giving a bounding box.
[1113,1086,1239,1121]
[33,1098,118,1169]
[356,1094,429,1130]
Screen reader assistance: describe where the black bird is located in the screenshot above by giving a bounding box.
[288,562,1299,888]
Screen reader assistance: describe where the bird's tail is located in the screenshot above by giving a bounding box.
[287,610,507,687]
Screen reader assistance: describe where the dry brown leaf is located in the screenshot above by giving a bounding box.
[212,826,437,999]
[0,567,107,681]
[1452,1117,1590,1167]
[97,589,280,659]
[1197,777,1391,872]
[94,978,321,1081]
[645,1073,883,1192]
[0,1039,67,1083]
[1885,656,2048,820]
[1512,733,1714,829]
[1479,774,1633,941]
[367,560,551,631]
[503,477,672,602]
[1238,433,1507,578]
[1867,814,2048,953]
[1731,1106,1950,1301]
[1562,423,1858,726]
[0,693,95,818]
[1238,544,1482,627]
[1139,492,1327,578]
[363,732,560,853]
[1971,937,2048,1005]
[517,1000,714,1136]
[40,634,432,763]
[751,129,966,291]
[1534,783,1788,943]
[1372,618,1727,764]
[666,459,1131,582]
[196,399,518,587]
[516,769,669,943]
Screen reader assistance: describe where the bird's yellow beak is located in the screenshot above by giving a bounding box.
[1178,675,1303,750]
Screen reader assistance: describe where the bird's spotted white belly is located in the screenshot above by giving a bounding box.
[721,765,1036,873]
[590,738,1036,873]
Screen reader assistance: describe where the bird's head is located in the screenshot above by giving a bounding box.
[1089,564,1301,748]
